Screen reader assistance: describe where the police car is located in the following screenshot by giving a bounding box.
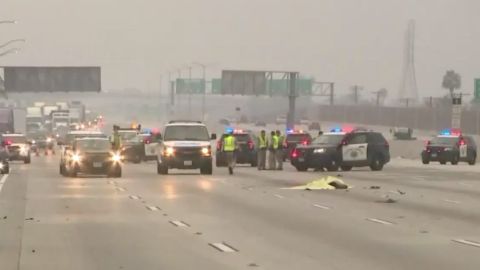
[138,128,162,161]
[283,130,312,161]
[421,129,477,165]
[290,127,390,171]
[1,134,31,164]
[156,121,216,175]
[216,129,257,167]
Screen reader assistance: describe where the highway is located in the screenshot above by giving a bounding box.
[1,148,480,270]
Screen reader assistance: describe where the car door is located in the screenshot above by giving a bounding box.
[342,133,368,163]
[464,136,476,158]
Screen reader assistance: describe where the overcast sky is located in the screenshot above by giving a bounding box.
[1,0,479,99]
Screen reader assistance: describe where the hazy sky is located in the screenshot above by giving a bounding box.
[1,0,480,99]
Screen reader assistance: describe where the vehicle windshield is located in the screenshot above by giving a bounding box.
[431,136,458,145]
[164,126,209,141]
[287,134,311,142]
[76,140,111,151]
[119,131,138,141]
[66,133,105,145]
[313,134,344,145]
[3,136,27,143]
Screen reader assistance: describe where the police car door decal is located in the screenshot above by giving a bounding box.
[342,143,368,161]
[460,145,468,158]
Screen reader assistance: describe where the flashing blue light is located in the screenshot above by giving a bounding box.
[439,129,451,136]
[330,127,343,133]
[225,127,234,134]
[286,129,294,134]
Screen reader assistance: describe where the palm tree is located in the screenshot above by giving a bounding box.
[442,70,461,98]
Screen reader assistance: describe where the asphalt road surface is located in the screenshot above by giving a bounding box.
[1,152,480,270]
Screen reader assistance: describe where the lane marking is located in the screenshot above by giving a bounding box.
[274,194,284,199]
[0,174,9,194]
[452,239,480,248]
[116,187,126,192]
[313,204,331,210]
[209,242,238,253]
[169,220,190,227]
[129,195,141,200]
[442,199,461,204]
[459,182,472,188]
[366,218,394,225]
[146,206,161,211]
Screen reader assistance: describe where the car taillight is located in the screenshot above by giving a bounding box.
[291,149,299,158]
[459,140,466,146]
[301,140,308,145]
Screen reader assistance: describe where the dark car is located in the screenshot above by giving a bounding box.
[63,137,122,177]
[216,130,257,167]
[118,129,143,163]
[283,131,312,160]
[392,127,414,140]
[421,131,476,165]
[59,130,106,175]
[291,129,390,171]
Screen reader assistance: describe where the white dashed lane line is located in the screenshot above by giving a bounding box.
[169,220,190,227]
[146,206,161,211]
[366,218,394,226]
[0,174,9,194]
[116,187,126,192]
[442,199,461,204]
[452,239,480,248]
[209,242,238,253]
[129,195,141,200]
[313,204,331,210]
[274,194,284,199]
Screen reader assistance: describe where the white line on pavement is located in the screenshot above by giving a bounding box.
[452,239,480,248]
[116,187,126,192]
[313,204,331,210]
[442,199,461,204]
[274,194,284,199]
[169,220,189,227]
[209,242,238,253]
[129,195,141,200]
[0,174,9,194]
[146,206,161,211]
[366,218,394,225]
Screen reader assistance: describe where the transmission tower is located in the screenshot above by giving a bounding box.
[398,20,419,103]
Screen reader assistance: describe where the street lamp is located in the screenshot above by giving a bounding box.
[0,47,20,58]
[0,20,17,25]
[192,62,207,121]
[0,39,25,50]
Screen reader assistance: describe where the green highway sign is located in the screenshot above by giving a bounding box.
[175,79,205,94]
[475,78,480,99]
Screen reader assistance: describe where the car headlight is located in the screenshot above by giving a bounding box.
[112,153,122,162]
[20,146,29,154]
[201,147,211,156]
[313,148,325,153]
[0,163,4,169]
[31,140,36,144]
[46,138,52,143]
[72,153,82,162]
[165,147,175,156]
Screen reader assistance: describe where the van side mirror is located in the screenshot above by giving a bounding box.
[211,133,217,140]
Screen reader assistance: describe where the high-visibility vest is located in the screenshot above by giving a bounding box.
[258,135,267,148]
[272,135,279,150]
[112,133,121,150]
[223,135,235,152]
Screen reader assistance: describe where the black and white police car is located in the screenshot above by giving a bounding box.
[421,129,477,165]
[291,127,390,171]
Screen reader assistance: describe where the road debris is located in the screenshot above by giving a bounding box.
[285,176,351,190]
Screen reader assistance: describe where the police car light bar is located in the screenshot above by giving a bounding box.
[439,128,461,136]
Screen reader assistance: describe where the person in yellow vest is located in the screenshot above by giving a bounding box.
[275,130,284,170]
[268,131,278,170]
[222,130,237,175]
[257,130,267,170]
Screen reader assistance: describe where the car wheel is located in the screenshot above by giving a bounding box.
[200,163,213,175]
[2,163,9,174]
[326,160,339,172]
[422,158,430,165]
[468,155,476,165]
[24,156,31,164]
[295,165,308,172]
[250,159,258,167]
[451,155,459,165]
[157,162,168,175]
[369,155,384,171]
[70,169,78,178]
[340,165,352,171]
[439,160,447,165]
[133,155,142,164]
[59,164,65,175]
[113,167,122,178]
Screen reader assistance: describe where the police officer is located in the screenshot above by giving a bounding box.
[111,125,122,151]
[275,130,284,170]
[268,131,278,170]
[257,130,267,170]
[222,129,237,175]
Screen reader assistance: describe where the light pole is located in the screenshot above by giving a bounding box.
[0,39,25,50]
[0,47,20,58]
[192,62,206,121]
